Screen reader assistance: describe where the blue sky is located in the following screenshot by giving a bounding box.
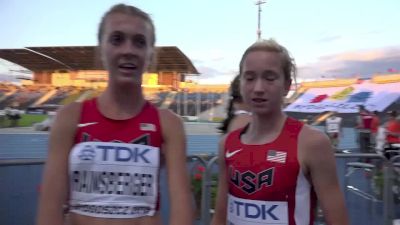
[0,0,399,83]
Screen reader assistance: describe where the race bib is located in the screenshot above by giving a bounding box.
[327,123,339,132]
[69,142,160,218]
[227,194,288,225]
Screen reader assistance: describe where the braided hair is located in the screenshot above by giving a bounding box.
[218,75,242,134]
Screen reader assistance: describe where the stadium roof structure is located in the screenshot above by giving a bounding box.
[0,46,199,74]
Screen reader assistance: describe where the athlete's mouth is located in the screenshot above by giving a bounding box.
[252,98,267,103]
[118,63,137,72]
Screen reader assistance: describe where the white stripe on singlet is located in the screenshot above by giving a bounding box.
[294,169,312,225]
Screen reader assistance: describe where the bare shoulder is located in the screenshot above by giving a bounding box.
[298,124,333,166]
[157,108,185,143]
[299,124,331,149]
[157,108,183,128]
[51,102,82,136]
[56,102,81,118]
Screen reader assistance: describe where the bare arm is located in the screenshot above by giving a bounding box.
[159,109,194,225]
[300,126,349,225]
[36,103,81,225]
[210,136,228,225]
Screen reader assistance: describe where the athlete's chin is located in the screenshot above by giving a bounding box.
[114,74,142,86]
[251,108,272,115]
[251,104,271,113]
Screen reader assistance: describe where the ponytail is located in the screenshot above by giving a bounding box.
[218,97,235,134]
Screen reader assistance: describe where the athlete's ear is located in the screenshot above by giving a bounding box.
[284,78,292,96]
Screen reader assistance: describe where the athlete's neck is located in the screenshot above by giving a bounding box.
[242,111,287,145]
[98,85,145,120]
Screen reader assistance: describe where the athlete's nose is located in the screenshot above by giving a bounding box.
[253,78,265,94]
[121,41,137,56]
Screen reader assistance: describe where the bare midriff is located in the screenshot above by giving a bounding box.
[67,212,162,225]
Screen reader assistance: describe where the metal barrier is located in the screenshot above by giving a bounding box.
[0,158,45,166]
[390,155,400,164]
[390,154,400,218]
[0,155,210,225]
[0,159,45,225]
[199,153,398,225]
[336,153,394,225]
[200,155,218,225]
[1,153,399,225]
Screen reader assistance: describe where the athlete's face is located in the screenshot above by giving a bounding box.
[100,13,154,86]
[240,50,291,115]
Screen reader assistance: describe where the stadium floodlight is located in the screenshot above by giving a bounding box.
[255,0,267,40]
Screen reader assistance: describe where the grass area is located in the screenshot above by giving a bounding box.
[1,114,47,127]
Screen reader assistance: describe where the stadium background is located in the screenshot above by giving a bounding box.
[0,45,399,126]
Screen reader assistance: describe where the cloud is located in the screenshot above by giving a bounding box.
[190,49,226,63]
[316,35,342,43]
[196,66,223,77]
[363,30,381,35]
[189,49,240,83]
[298,46,400,79]
[326,47,400,61]
[196,73,236,85]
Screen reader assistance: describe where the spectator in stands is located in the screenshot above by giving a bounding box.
[356,105,373,153]
[325,110,343,151]
[212,39,348,225]
[218,74,251,134]
[37,4,193,225]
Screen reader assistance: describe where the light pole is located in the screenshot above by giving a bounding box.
[255,0,266,40]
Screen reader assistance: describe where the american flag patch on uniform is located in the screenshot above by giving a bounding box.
[266,150,287,163]
[140,123,156,132]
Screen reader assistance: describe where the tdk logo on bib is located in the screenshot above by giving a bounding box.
[98,145,150,163]
[227,194,288,225]
[78,145,96,161]
[69,141,160,217]
[71,142,159,167]
[230,201,278,220]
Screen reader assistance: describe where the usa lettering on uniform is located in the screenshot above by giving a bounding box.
[229,166,274,194]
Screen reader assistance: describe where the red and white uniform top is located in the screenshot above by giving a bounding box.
[224,117,316,225]
[69,98,163,218]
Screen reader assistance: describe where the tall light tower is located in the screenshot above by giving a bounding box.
[255,0,266,40]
